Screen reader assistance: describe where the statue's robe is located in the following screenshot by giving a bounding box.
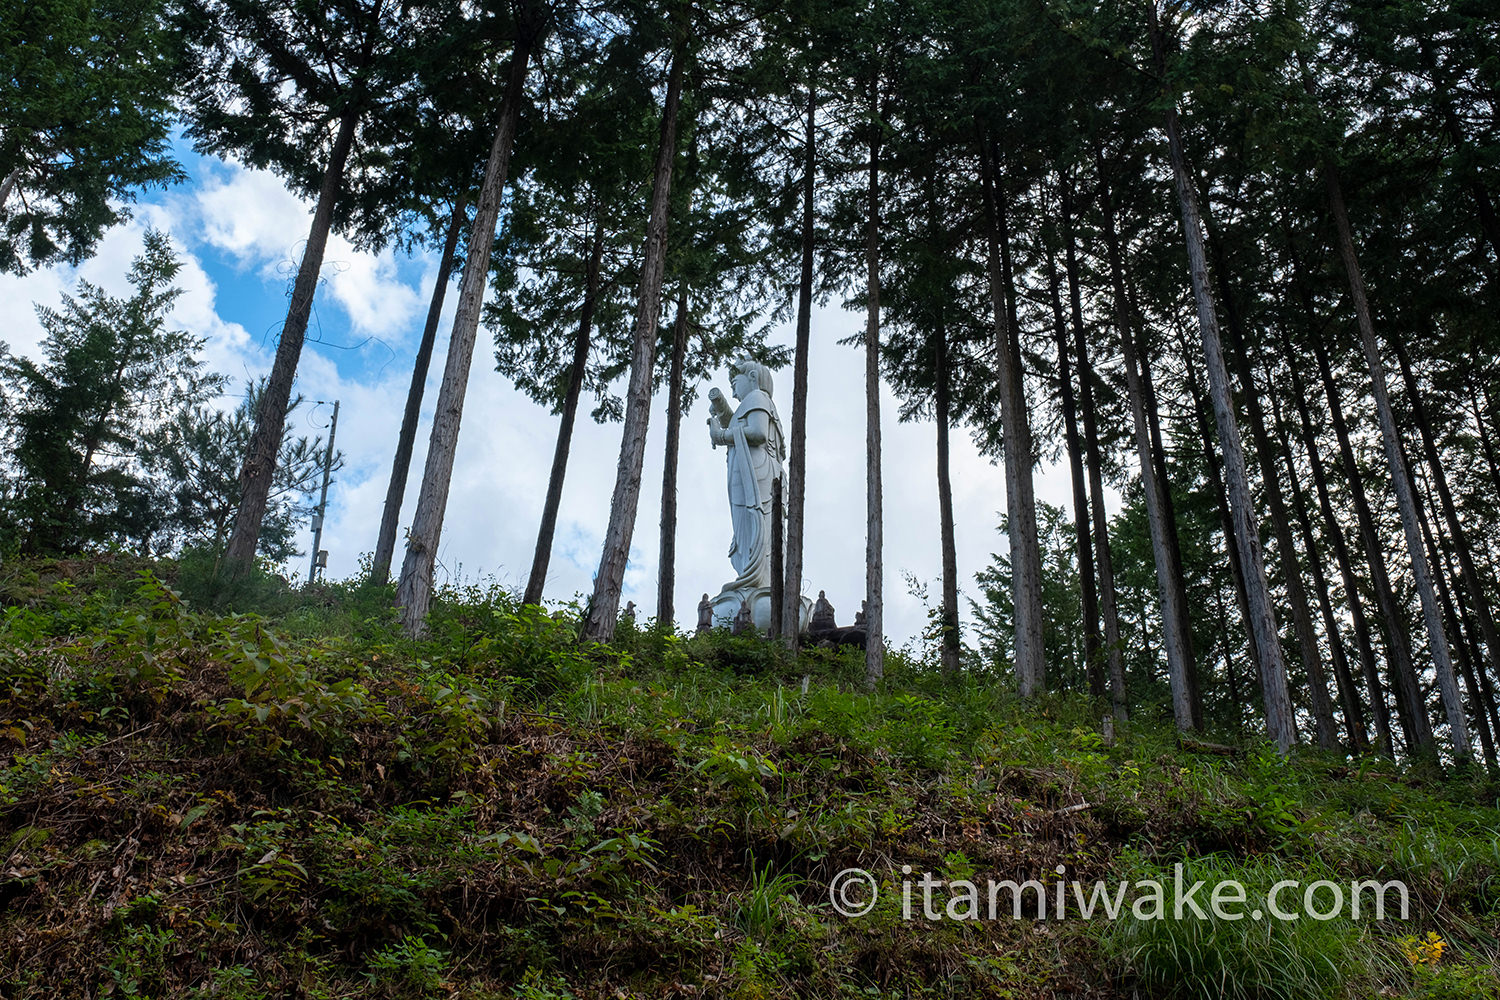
[718,387,783,597]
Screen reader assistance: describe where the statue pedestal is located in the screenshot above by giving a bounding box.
[711,587,811,632]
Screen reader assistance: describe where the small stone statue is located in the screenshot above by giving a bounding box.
[731,598,753,635]
[853,600,868,627]
[696,593,713,634]
[810,590,836,634]
[621,601,636,625]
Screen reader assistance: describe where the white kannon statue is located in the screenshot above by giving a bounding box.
[707,358,809,630]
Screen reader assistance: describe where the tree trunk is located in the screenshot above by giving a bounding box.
[1179,338,1263,682]
[979,139,1044,697]
[396,34,532,634]
[1470,381,1500,501]
[935,315,961,675]
[782,75,817,643]
[1288,384,1384,754]
[1323,162,1472,763]
[582,31,687,642]
[1440,536,1500,758]
[1054,181,1102,697]
[371,196,466,587]
[1065,184,1127,719]
[1139,340,1203,728]
[1214,254,1338,748]
[225,106,359,569]
[0,166,18,212]
[657,285,691,626]
[1269,369,1368,751]
[1417,480,1500,770]
[1147,6,1294,750]
[862,101,884,691]
[1312,334,1427,753]
[1394,339,1500,710]
[1281,240,1394,755]
[524,223,604,607]
[1109,231,1195,732]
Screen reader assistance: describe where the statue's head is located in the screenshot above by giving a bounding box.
[729,358,773,399]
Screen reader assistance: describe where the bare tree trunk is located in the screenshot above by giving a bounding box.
[1281,242,1394,755]
[371,197,466,586]
[771,476,783,639]
[657,285,690,626]
[1054,181,1102,697]
[1217,269,1338,748]
[1113,260,1195,731]
[396,33,533,634]
[1323,162,1472,763]
[0,166,18,212]
[1470,381,1500,501]
[1394,339,1500,710]
[1290,365,1387,755]
[1139,343,1204,728]
[583,32,688,642]
[1439,535,1500,757]
[1270,372,1368,751]
[225,107,359,570]
[524,223,604,607]
[783,76,817,643]
[1313,335,1427,753]
[1065,186,1127,719]
[1148,6,1294,749]
[1417,481,1499,770]
[935,316,961,675]
[1179,338,1263,679]
[1097,172,1194,731]
[862,105,884,691]
[979,139,1044,697]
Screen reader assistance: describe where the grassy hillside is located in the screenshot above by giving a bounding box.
[1,556,1497,999]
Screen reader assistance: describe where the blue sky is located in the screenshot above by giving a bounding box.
[0,142,1090,648]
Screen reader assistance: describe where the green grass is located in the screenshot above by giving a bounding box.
[0,556,1496,998]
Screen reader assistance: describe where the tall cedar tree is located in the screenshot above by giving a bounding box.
[582,6,690,642]
[397,0,550,633]
[179,0,453,571]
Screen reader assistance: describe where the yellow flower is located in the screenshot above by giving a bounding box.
[1399,932,1447,966]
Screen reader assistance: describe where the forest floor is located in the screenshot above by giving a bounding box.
[0,555,1497,999]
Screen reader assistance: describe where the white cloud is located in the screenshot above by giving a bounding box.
[194,165,311,276]
[320,239,423,339]
[193,161,423,339]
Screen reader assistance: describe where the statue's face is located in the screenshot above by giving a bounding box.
[732,370,755,399]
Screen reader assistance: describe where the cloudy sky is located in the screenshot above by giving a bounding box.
[0,141,1086,648]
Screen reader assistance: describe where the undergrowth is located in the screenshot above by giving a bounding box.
[0,556,1495,998]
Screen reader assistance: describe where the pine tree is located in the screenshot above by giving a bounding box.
[0,0,182,273]
[0,231,220,553]
[397,0,551,634]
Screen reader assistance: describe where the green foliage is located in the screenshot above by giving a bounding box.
[0,557,1496,998]
[1100,853,1395,1000]
[970,502,1086,690]
[0,230,222,554]
[0,0,182,273]
[365,935,450,996]
[144,381,338,564]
